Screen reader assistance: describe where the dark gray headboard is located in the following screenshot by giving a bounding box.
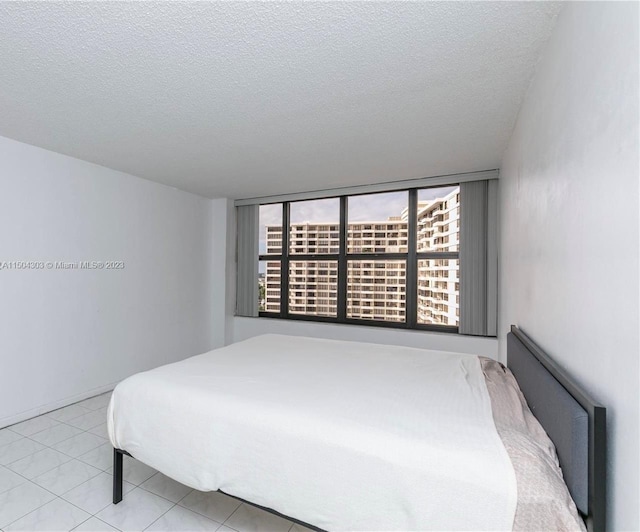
[507,326,606,532]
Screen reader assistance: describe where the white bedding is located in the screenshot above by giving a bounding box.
[108,334,517,531]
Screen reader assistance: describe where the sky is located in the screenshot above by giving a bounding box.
[258,185,458,255]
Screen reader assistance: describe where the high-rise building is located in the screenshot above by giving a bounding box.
[415,188,460,326]
[263,187,459,326]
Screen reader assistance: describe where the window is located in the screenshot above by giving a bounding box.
[258,204,283,312]
[257,185,460,331]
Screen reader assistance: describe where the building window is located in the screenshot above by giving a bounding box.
[257,185,460,331]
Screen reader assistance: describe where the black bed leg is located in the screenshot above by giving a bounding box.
[113,448,123,504]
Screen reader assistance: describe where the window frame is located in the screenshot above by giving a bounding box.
[258,187,460,333]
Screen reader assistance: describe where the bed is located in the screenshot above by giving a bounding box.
[108,325,606,531]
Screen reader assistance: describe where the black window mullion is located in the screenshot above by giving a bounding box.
[406,189,418,328]
[281,202,290,317]
[337,196,347,320]
[416,251,459,260]
[281,254,340,261]
[345,252,408,261]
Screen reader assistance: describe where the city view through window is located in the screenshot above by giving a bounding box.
[258,186,460,328]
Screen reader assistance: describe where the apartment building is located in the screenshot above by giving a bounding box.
[416,189,460,325]
[262,188,460,325]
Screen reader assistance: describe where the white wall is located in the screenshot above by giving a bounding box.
[0,136,218,427]
[498,3,639,530]
[234,318,498,358]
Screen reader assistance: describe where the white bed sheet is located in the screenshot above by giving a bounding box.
[108,334,517,531]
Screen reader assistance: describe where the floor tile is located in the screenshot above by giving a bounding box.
[0,429,22,448]
[46,405,92,423]
[7,448,72,480]
[0,482,56,528]
[77,394,112,412]
[65,409,108,431]
[140,472,193,503]
[2,391,312,532]
[72,516,118,531]
[95,487,173,532]
[9,416,60,437]
[108,456,157,486]
[88,423,109,439]
[77,443,113,471]
[123,457,158,486]
[32,459,102,496]
[5,497,90,531]
[0,467,26,494]
[52,432,106,458]
[146,505,220,531]
[62,471,134,515]
[179,490,241,524]
[225,503,293,532]
[0,438,45,465]
[29,423,84,446]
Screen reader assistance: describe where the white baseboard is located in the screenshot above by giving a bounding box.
[0,382,119,429]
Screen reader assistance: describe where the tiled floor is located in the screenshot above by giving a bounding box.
[0,393,311,532]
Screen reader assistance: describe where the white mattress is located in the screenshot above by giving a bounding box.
[108,334,517,531]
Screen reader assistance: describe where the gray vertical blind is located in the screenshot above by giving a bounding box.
[236,205,259,317]
[486,179,498,336]
[459,180,498,336]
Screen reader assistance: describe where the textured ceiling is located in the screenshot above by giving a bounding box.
[0,2,561,199]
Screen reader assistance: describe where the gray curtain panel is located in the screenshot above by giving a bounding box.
[236,205,259,317]
[459,180,498,336]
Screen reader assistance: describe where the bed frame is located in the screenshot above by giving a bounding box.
[112,448,324,532]
[112,324,606,532]
[507,325,606,532]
